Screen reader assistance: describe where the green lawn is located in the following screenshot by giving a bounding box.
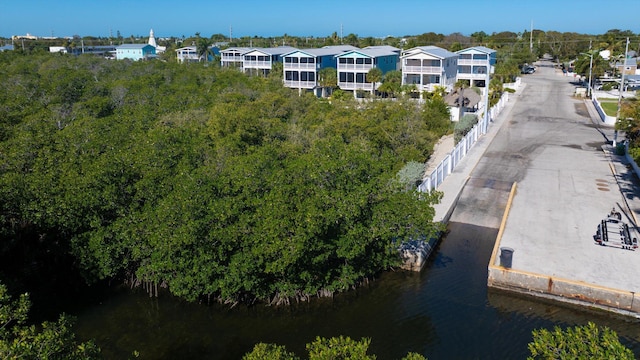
[599,101,618,116]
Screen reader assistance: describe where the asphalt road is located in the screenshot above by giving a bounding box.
[449,60,616,230]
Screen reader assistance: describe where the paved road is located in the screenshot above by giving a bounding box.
[451,61,617,228]
[441,60,640,314]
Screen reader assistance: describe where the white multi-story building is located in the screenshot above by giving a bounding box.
[241,46,296,76]
[281,45,357,95]
[401,46,458,94]
[456,46,496,88]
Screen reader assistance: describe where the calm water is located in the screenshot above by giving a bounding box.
[71,222,640,359]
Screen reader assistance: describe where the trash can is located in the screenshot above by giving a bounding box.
[499,247,514,268]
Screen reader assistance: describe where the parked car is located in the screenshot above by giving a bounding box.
[521,65,535,74]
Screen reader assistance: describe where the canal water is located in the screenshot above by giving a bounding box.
[72,221,640,359]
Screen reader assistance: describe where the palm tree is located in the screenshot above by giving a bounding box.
[195,33,212,62]
[367,67,383,96]
[318,67,337,98]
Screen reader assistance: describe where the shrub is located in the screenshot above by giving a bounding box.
[454,114,478,143]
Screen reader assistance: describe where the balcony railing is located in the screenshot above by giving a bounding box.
[458,59,488,66]
[337,64,374,71]
[338,82,374,91]
[283,63,318,70]
[284,80,317,89]
[457,73,488,79]
[403,65,442,74]
[243,60,271,69]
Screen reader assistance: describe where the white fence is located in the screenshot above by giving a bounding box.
[418,90,512,193]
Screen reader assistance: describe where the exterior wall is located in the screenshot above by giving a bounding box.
[337,53,375,92]
[401,52,457,93]
[456,47,496,87]
[220,49,247,69]
[283,51,318,89]
[176,47,198,63]
[116,45,156,61]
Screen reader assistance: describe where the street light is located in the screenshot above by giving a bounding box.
[580,51,594,98]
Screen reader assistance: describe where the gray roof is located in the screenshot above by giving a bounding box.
[402,46,457,59]
[337,47,399,58]
[456,46,496,55]
[220,47,252,54]
[363,45,401,53]
[0,44,14,51]
[244,46,297,56]
[282,45,358,58]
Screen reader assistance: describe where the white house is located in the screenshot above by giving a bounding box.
[220,47,251,69]
[281,45,357,95]
[456,46,496,88]
[401,46,458,95]
[242,46,296,76]
[335,46,400,95]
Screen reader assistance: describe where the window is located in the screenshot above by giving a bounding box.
[356,73,365,83]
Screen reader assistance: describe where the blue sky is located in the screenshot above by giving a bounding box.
[1,0,639,39]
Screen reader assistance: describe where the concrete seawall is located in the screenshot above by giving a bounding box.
[487,182,640,318]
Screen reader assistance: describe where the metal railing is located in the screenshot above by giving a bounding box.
[284,80,317,89]
[283,63,318,70]
[418,91,511,193]
[457,59,488,66]
[337,64,374,71]
[403,65,441,74]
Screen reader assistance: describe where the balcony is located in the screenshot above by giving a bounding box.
[337,64,374,71]
[403,65,442,74]
[458,59,488,66]
[457,72,488,80]
[283,63,318,70]
[338,82,374,91]
[243,60,271,69]
[284,80,317,89]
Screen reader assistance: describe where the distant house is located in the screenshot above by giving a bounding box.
[456,46,496,88]
[335,46,400,95]
[0,44,14,52]
[242,46,297,76]
[176,46,198,63]
[49,46,68,54]
[401,46,458,95]
[176,45,220,63]
[281,45,357,95]
[220,47,251,69]
[115,44,156,61]
[614,57,638,76]
[69,45,116,58]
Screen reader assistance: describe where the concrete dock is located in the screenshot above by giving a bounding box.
[431,62,640,317]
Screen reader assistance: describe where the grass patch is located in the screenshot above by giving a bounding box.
[599,100,618,116]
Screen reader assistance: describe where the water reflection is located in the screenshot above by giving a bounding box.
[74,221,640,359]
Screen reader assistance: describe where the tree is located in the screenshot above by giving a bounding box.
[243,343,300,360]
[367,67,383,96]
[527,322,634,360]
[0,282,100,359]
[378,70,402,98]
[243,337,427,359]
[195,32,213,62]
[318,67,337,97]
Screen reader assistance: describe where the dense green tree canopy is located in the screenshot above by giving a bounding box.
[527,322,634,360]
[0,51,447,305]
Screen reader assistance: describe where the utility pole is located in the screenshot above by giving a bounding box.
[587,40,593,98]
[614,37,630,147]
[529,20,533,53]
